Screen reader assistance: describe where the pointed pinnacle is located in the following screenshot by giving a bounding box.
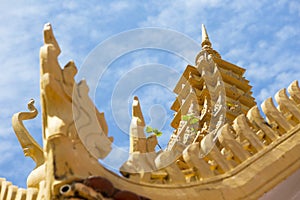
[201,24,212,49]
[132,96,145,126]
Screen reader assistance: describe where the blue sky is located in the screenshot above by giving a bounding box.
[0,0,299,189]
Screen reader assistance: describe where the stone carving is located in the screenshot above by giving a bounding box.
[0,23,300,200]
[129,96,147,153]
[120,96,158,176]
[196,50,226,156]
[262,98,293,134]
[40,23,112,159]
[276,88,300,125]
[12,99,45,188]
[288,80,300,104]
[12,99,44,168]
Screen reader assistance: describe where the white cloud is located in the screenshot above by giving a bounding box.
[140,0,223,35]
[289,1,300,16]
[276,25,299,41]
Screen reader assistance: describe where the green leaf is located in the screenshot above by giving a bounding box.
[190,118,199,125]
[145,126,153,133]
[146,126,163,136]
[152,129,163,137]
[182,115,189,121]
[154,131,163,137]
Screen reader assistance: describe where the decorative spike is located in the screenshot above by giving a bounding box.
[5,185,17,200]
[207,145,233,173]
[183,143,214,178]
[275,88,300,121]
[201,24,212,49]
[15,188,26,200]
[233,114,265,153]
[218,124,250,163]
[25,188,38,200]
[261,98,293,134]
[288,80,300,104]
[247,106,279,142]
[0,180,12,200]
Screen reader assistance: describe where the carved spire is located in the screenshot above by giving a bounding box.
[201,24,212,49]
[197,24,221,59]
[129,96,147,153]
[132,96,145,127]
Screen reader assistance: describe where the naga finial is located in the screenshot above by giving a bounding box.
[12,99,44,168]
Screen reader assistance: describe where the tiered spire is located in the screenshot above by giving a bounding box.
[168,24,256,151]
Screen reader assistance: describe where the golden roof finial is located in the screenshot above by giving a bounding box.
[201,24,212,49]
[199,24,221,58]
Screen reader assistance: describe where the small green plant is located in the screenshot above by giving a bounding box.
[181,114,199,125]
[145,126,163,137]
[145,126,163,150]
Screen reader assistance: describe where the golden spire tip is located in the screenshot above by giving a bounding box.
[201,24,212,48]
